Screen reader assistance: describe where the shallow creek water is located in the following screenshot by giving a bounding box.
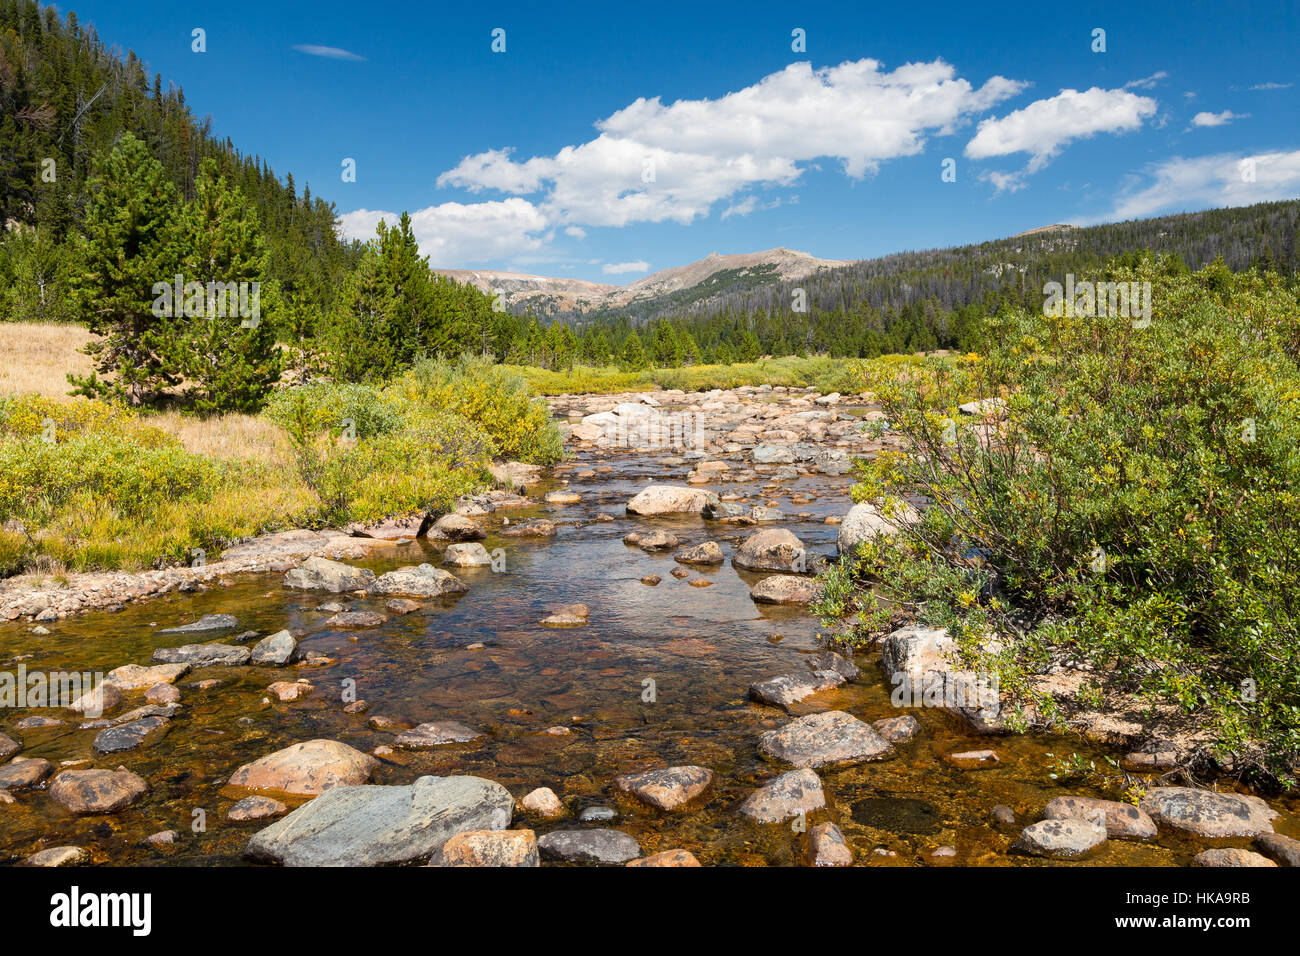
[2,445,1297,866]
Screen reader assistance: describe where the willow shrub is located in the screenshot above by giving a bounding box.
[827,257,1300,782]
[394,355,563,464]
[0,394,311,572]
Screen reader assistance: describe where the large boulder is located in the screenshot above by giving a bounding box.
[733,528,806,572]
[1139,787,1278,838]
[152,643,250,667]
[837,501,920,555]
[758,711,893,769]
[613,766,713,810]
[429,514,486,542]
[249,630,298,666]
[284,556,376,593]
[1044,796,1157,841]
[750,574,824,605]
[737,768,825,823]
[105,662,190,690]
[92,716,169,754]
[246,775,514,866]
[674,541,724,565]
[430,829,539,867]
[226,739,379,796]
[1011,819,1107,860]
[373,564,470,598]
[537,829,641,864]
[626,485,720,516]
[753,443,795,464]
[749,669,844,709]
[1192,848,1277,867]
[49,768,148,813]
[0,757,53,789]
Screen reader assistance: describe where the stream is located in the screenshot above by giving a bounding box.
[2,429,1297,866]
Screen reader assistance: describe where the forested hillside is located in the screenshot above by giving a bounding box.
[0,0,356,327]
[559,200,1300,361]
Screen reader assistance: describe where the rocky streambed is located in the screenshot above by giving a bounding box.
[1,386,1297,867]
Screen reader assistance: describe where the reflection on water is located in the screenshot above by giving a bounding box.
[1,447,1296,866]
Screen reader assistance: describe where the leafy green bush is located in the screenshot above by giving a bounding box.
[828,257,1300,782]
[263,381,405,444]
[393,354,563,464]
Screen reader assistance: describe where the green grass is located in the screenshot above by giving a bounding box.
[509,352,935,395]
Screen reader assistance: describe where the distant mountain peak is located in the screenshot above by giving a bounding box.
[435,246,849,315]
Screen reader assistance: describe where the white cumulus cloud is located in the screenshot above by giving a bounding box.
[410,57,1025,259]
[966,87,1158,186]
[337,199,549,265]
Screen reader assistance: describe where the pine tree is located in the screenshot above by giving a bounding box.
[620,330,648,371]
[171,158,281,413]
[67,133,184,405]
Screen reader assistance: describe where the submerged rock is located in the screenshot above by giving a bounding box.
[758,711,893,769]
[871,715,921,744]
[246,775,514,866]
[537,829,641,864]
[105,662,190,690]
[158,613,239,634]
[498,518,556,537]
[22,846,88,867]
[226,739,378,796]
[325,611,388,628]
[227,795,289,822]
[444,542,493,567]
[394,721,483,748]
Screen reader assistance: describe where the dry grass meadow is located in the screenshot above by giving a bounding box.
[0,321,290,464]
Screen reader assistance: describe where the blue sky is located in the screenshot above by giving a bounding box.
[70,0,1300,281]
